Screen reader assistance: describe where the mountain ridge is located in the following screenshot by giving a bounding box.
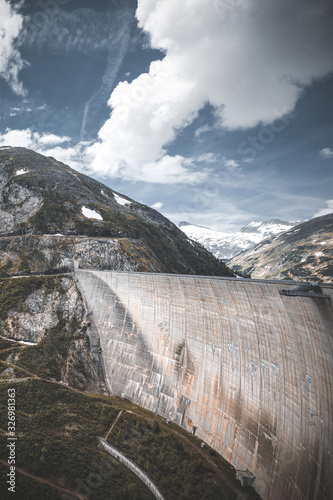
[0,147,234,277]
[229,213,333,282]
[179,218,298,260]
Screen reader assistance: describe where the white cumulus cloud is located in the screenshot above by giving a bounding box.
[313,200,333,218]
[36,134,71,146]
[197,153,218,164]
[151,201,163,210]
[194,125,214,138]
[0,0,26,95]
[224,159,239,169]
[88,0,333,183]
[319,148,333,159]
[0,129,86,171]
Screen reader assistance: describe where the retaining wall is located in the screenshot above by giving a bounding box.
[98,438,165,500]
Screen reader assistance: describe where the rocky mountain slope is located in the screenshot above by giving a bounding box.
[0,275,103,393]
[229,214,333,282]
[0,147,233,277]
[179,219,298,260]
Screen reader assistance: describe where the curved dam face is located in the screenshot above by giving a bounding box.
[75,270,333,500]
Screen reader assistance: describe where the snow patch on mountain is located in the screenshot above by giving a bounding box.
[179,219,300,260]
[81,206,103,221]
[113,193,132,206]
[15,169,28,176]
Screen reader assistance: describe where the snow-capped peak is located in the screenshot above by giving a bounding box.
[240,219,298,236]
[179,219,300,260]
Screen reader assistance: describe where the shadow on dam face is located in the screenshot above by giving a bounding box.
[75,270,333,500]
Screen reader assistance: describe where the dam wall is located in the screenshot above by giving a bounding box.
[75,270,333,500]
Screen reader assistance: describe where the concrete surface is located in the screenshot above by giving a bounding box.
[75,270,333,500]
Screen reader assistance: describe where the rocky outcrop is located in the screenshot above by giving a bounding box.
[0,275,104,393]
[4,277,84,343]
[62,336,105,393]
[0,169,43,234]
[0,235,164,275]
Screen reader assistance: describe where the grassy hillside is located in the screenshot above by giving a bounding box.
[0,378,260,500]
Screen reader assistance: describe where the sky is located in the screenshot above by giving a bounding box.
[0,0,333,232]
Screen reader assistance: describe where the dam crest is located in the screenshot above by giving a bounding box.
[75,270,333,500]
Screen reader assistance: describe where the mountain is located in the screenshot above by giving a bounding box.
[239,219,300,234]
[0,147,234,277]
[229,214,333,282]
[179,219,298,260]
[0,148,258,500]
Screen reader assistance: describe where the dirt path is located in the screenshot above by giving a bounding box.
[0,377,33,383]
[0,360,39,380]
[104,410,123,440]
[0,459,85,499]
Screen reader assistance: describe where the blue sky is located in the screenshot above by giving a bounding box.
[0,0,333,232]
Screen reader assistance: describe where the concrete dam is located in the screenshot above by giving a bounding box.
[75,270,333,500]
